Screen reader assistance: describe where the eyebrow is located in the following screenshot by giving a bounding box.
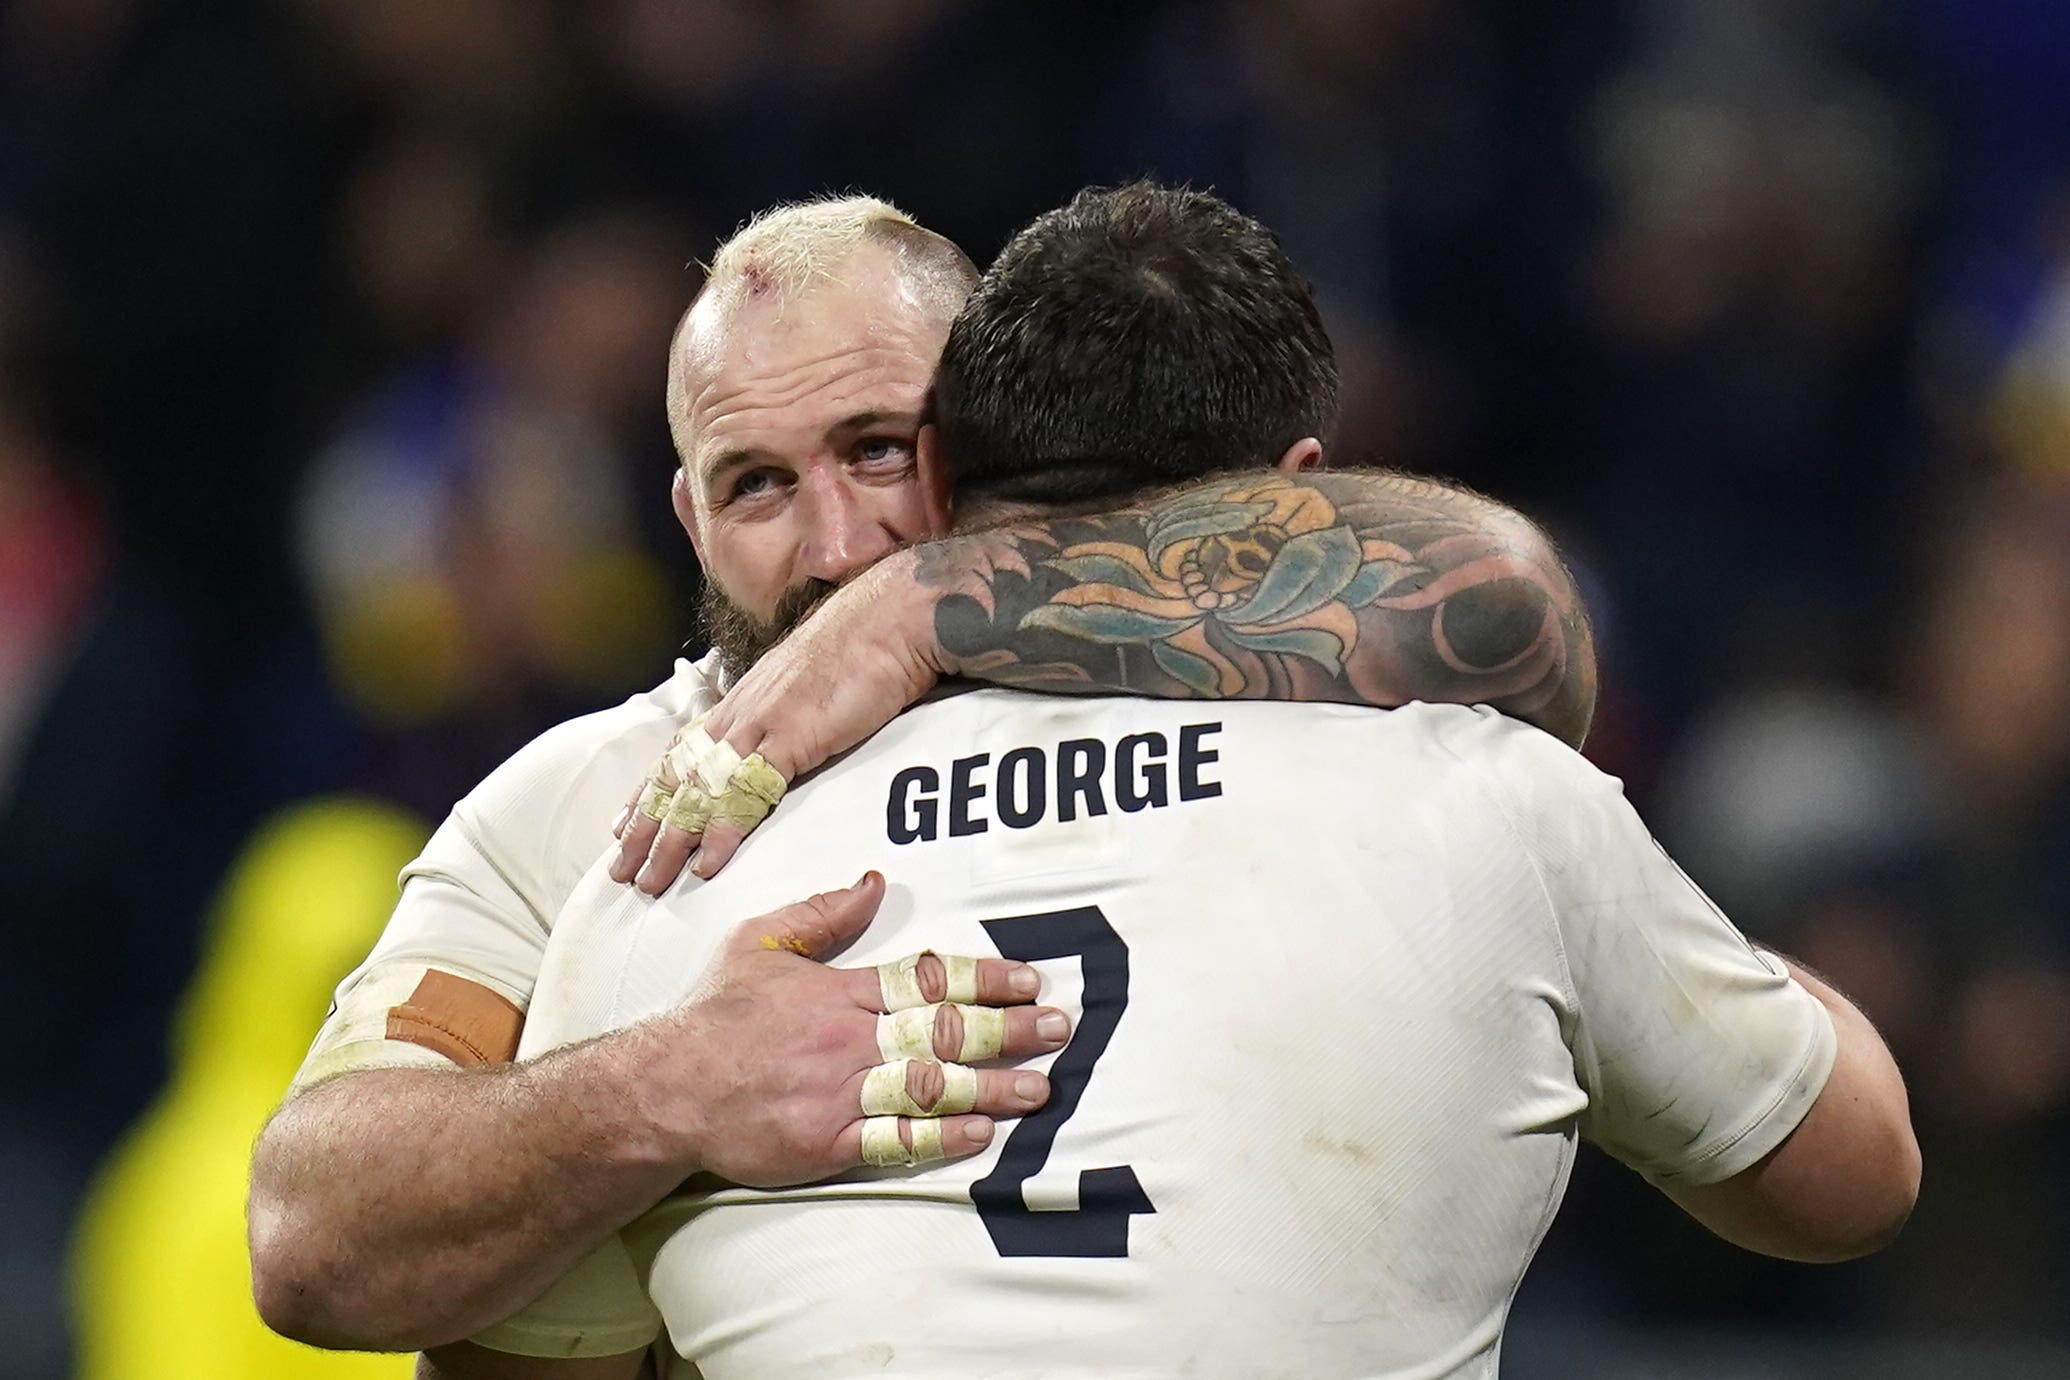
[828,409,921,438]
[701,449,765,494]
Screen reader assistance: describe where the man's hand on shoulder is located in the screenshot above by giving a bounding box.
[610,551,946,892]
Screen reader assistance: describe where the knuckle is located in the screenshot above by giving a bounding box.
[932,1004,964,1061]
[904,1059,945,1111]
[915,953,946,1004]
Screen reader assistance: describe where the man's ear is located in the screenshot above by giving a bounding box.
[918,424,954,534]
[671,468,705,563]
[1275,437,1325,474]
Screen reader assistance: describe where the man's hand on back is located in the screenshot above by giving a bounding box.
[648,869,1066,1183]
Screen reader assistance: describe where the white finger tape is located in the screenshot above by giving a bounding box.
[877,953,930,1012]
[860,1116,946,1167]
[877,1006,941,1062]
[695,735,743,796]
[957,1005,1005,1062]
[663,722,709,786]
[876,951,986,1012]
[860,1116,906,1167]
[940,953,980,1004]
[860,1061,977,1117]
[873,1004,1007,1062]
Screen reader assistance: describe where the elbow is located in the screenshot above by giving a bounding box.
[1848,1116,1923,1259]
[248,1193,329,1344]
[1790,1114,1923,1263]
[248,1184,415,1351]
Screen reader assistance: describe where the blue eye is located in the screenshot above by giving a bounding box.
[857,437,914,465]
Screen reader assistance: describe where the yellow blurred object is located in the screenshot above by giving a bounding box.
[538,546,675,689]
[70,797,430,1379]
[327,578,472,726]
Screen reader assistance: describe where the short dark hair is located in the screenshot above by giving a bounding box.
[932,182,1338,509]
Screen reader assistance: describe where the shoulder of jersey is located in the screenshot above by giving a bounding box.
[1399,700,1626,812]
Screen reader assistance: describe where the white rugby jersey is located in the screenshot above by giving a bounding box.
[483,695,1835,1379]
[290,654,722,1089]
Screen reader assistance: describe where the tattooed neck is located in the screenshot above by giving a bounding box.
[910,469,1598,748]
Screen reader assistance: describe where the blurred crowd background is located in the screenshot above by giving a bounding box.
[2,0,2066,1376]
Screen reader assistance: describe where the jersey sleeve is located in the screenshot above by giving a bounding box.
[290,675,705,1093]
[1468,719,1837,1187]
[288,807,547,1091]
[468,1235,664,1360]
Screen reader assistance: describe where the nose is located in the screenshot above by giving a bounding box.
[794,467,898,584]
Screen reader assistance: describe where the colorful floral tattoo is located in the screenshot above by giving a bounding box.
[916,470,1598,748]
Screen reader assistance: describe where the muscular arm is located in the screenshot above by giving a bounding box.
[1663,954,1920,1262]
[249,1031,689,1351]
[917,469,1596,747]
[620,468,1596,887]
[251,879,1055,1351]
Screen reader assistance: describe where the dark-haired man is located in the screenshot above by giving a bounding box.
[437,185,1915,1379]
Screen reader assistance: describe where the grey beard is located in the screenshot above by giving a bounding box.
[699,576,837,682]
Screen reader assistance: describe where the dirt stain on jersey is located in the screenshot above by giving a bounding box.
[1303,1131,1381,1167]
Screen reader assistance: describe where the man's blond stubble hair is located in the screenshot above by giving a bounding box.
[666,195,981,465]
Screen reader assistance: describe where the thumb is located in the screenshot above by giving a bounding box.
[725,871,885,960]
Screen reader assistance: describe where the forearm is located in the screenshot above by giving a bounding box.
[1666,953,1920,1262]
[912,469,1597,747]
[250,1027,694,1351]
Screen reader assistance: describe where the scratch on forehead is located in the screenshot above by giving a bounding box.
[742,249,772,298]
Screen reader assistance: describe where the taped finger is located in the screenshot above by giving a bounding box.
[876,952,930,1011]
[706,753,786,832]
[860,1060,977,1117]
[662,736,699,788]
[635,779,676,824]
[860,1116,945,1168]
[664,780,716,835]
[876,951,984,1011]
[938,953,980,1004]
[694,735,744,795]
[873,1004,1007,1062]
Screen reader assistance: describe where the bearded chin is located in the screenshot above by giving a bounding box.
[699,577,836,682]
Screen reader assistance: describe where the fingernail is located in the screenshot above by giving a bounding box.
[1008,966,1039,997]
[967,1119,994,1146]
[1036,1011,1069,1042]
[1014,1072,1047,1101]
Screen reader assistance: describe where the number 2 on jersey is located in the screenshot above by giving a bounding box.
[972,905,1156,1257]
